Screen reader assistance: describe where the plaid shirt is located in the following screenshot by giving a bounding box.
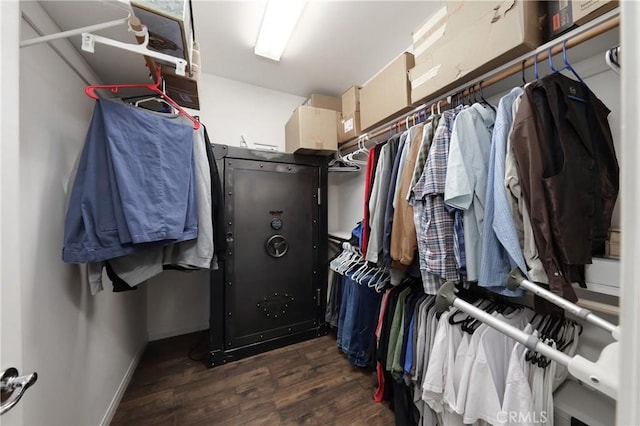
[412,107,463,283]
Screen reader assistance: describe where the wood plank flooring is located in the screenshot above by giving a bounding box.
[112,333,395,425]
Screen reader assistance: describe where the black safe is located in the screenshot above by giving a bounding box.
[209,145,329,367]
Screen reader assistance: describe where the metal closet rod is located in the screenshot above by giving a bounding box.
[340,13,620,151]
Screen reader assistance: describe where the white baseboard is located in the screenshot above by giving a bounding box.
[148,323,209,342]
[100,343,147,426]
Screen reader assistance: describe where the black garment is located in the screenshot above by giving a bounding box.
[377,287,401,403]
[399,289,421,373]
[391,381,419,426]
[326,271,342,328]
[203,126,226,262]
[105,262,137,292]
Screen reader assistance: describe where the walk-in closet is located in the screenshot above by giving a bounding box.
[2,1,639,425]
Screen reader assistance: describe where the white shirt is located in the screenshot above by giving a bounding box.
[461,310,530,424]
[542,340,557,426]
[453,318,492,416]
[444,104,496,281]
[502,324,535,426]
[422,310,462,413]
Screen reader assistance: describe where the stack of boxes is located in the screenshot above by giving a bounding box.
[283,0,618,156]
[606,227,621,258]
[338,86,361,143]
[285,94,341,155]
[547,0,617,38]
[359,53,415,132]
[409,0,543,105]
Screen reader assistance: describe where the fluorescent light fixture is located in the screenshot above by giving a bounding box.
[254,0,307,61]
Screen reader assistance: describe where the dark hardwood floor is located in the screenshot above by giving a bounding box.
[111,333,395,425]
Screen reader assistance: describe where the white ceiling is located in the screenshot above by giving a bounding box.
[36,0,443,97]
[192,1,443,97]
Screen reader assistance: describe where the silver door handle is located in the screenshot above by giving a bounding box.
[1,368,38,415]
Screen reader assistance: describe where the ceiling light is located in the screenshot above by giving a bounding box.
[254,0,307,61]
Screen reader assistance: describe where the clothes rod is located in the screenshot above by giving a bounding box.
[435,281,619,399]
[20,17,130,48]
[507,268,620,339]
[435,282,573,366]
[340,11,620,151]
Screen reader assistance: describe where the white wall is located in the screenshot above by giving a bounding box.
[1,2,24,425]
[146,73,305,340]
[198,72,306,151]
[328,170,366,236]
[146,270,210,341]
[18,21,147,426]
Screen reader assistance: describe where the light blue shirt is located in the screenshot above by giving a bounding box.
[478,88,526,296]
[445,103,495,282]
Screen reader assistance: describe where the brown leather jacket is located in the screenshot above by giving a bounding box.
[510,73,619,301]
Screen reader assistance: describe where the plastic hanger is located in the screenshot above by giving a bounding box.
[351,260,370,283]
[364,266,384,287]
[605,46,620,75]
[561,40,587,85]
[534,51,540,80]
[478,81,496,112]
[559,40,588,103]
[521,59,527,86]
[85,66,200,130]
[547,47,558,73]
[134,96,171,109]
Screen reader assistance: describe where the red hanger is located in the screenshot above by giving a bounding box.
[85,67,200,130]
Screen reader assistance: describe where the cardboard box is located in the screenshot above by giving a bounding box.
[160,64,200,110]
[360,52,415,131]
[606,241,620,258]
[548,0,617,38]
[409,0,543,104]
[285,106,338,155]
[338,112,361,143]
[342,86,361,114]
[304,94,342,112]
[608,227,621,243]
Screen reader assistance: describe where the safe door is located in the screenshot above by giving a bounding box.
[209,146,328,366]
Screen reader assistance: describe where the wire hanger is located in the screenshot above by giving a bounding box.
[85,66,200,129]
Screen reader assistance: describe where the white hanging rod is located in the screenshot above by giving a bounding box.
[20,17,130,48]
[435,281,619,399]
[81,29,187,76]
[507,268,620,339]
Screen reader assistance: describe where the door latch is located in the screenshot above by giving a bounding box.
[0,367,38,415]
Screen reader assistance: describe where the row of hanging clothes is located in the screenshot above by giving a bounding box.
[62,71,226,294]
[373,283,581,426]
[359,43,619,305]
[327,236,583,426]
[327,44,619,426]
